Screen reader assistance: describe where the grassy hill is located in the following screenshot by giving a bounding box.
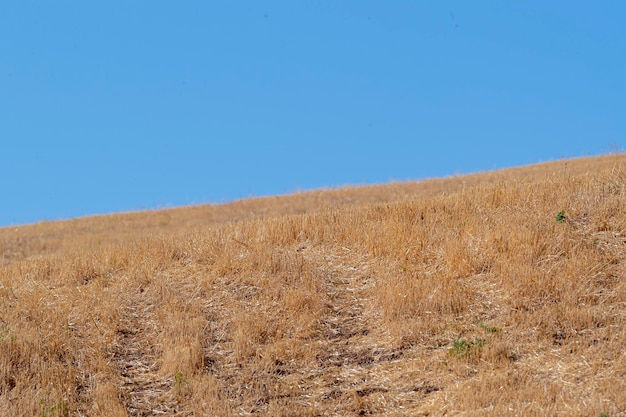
[1,154,625,416]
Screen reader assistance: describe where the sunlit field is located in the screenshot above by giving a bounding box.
[1,155,625,416]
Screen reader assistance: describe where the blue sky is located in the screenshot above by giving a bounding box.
[1,2,624,226]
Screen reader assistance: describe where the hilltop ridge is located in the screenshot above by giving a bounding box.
[0,154,618,265]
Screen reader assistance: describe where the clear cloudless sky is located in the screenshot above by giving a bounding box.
[1,2,625,226]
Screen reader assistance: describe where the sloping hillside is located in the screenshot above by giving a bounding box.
[1,155,625,416]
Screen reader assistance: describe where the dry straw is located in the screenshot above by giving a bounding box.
[1,154,625,416]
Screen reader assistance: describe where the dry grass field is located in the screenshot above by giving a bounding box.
[1,154,625,416]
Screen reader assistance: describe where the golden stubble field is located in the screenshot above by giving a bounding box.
[1,155,625,416]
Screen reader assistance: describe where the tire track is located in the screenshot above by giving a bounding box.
[111,286,174,416]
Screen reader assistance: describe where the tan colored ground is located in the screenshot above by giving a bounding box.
[1,154,625,416]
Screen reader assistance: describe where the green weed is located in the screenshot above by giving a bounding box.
[0,326,16,342]
[174,371,188,396]
[449,338,484,359]
[40,400,69,417]
[479,322,502,333]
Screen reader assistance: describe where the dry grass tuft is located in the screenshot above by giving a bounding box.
[1,154,626,416]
